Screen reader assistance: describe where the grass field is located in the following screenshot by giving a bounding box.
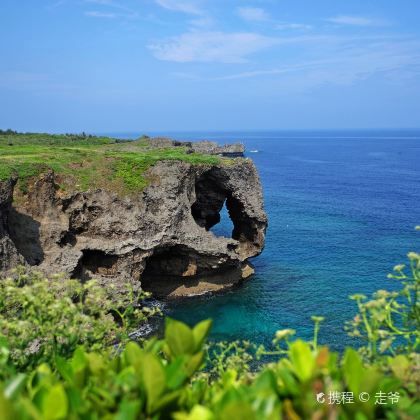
[0,132,221,195]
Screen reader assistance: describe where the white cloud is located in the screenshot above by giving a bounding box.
[148,31,278,63]
[276,23,312,31]
[155,0,202,15]
[209,62,330,81]
[202,36,420,90]
[327,15,375,26]
[49,0,68,8]
[85,0,115,5]
[237,7,269,22]
[189,16,214,28]
[84,10,117,18]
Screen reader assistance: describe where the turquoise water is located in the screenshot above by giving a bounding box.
[109,130,420,350]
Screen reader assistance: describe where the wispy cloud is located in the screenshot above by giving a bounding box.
[236,7,269,22]
[276,23,312,31]
[170,36,420,91]
[85,0,114,5]
[155,0,203,15]
[148,31,278,63]
[85,10,117,18]
[48,0,68,8]
[327,15,378,26]
[210,63,322,81]
[83,0,138,19]
[188,16,214,28]
[84,0,134,12]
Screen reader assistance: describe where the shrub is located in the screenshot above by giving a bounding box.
[0,235,419,418]
[346,250,420,361]
[0,318,419,419]
[0,268,156,370]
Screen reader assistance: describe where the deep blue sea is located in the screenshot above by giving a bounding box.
[107,130,420,350]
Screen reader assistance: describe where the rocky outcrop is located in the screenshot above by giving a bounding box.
[0,177,25,270]
[190,141,245,157]
[0,146,267,298]
[145,137,245,157]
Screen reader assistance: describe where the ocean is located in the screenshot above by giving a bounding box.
[107,130,420,350]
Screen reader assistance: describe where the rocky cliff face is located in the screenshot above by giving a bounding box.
[0,177,25,270]
[0,149,267,298]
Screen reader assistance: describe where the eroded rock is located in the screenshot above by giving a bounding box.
[144,137,245,157]
[0,177,25,270]
[0,145,267,298]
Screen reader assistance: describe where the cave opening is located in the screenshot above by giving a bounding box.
[141,245,200,296]
[190,168,263,259]
[72,249,118,281]
[8,208,44,266]
[191,169,237,239]
[140,244,241,298]
[210,200,234,238]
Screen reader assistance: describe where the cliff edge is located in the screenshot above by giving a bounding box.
[0,135,267,298]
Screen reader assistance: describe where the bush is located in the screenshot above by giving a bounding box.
[0,268,156,370]
[346,249,420,360]
[0,318,419,419]
[0,235,419,418]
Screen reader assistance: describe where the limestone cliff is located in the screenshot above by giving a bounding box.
[0,142,267,298]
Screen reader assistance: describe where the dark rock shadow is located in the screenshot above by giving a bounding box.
[141,245,241,298]
[72,249,119,281]
[8,208,44,265]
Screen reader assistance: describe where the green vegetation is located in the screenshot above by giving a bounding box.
[0,132,221,195]
[0,246,419,419]
[346,250,420,361]
[0,268,156,371]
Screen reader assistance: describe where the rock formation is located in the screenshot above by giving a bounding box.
[142,137,245,157]
[0,177,25,270]
[0,143,267,298]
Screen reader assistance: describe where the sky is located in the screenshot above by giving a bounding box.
[1,0,420,132]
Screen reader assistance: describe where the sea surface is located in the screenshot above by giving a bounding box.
[106,130,420,350]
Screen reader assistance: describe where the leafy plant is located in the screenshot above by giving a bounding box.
[0,268,156,370]
[1,317,419,419]
[0,232,419,418]
[346,246,420,360]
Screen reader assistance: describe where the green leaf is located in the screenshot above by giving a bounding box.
[165,319,195,357]
[276,364,300,396]
[115,366,138,391]
[70,347,87,387]
[124,342,144,369]
[343,348,364,394]
[54,355,73,383]
[289,340,315,382]
[192,319,212,351]
[71,347,87,372]
[388,355,410,380]
[142,353,166,413]
[185,351,205,377]
[42,384,68,420]
[86,353,105,374]
[4,373,26,399]
[115,399,141,420]
[174,405,214,420]
[252,370,277,395]
[166,357,189,390]
[152,390,183,413]
[0,390,17,420]
[220,401,255,420]
[66,386,84,413]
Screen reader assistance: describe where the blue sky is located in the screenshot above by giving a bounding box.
[1,0,420,132]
